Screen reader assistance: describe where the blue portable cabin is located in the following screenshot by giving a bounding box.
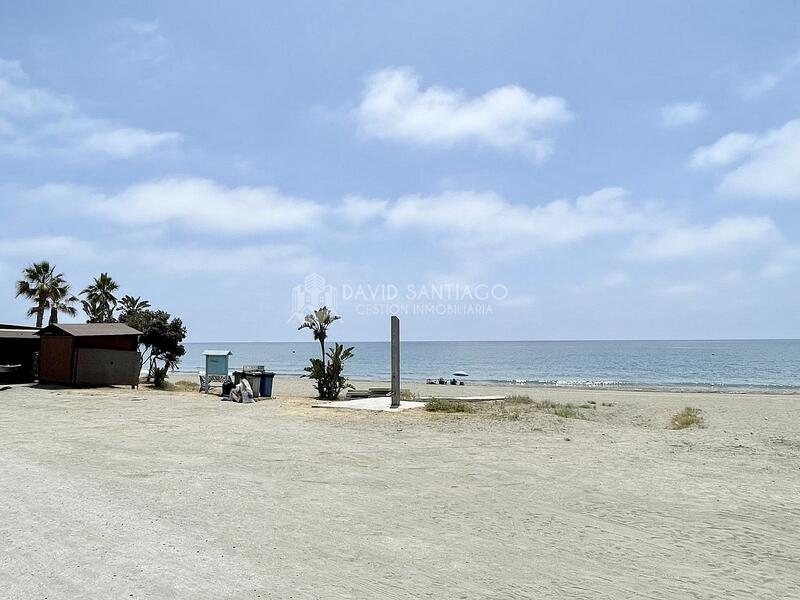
[201,349,232,392]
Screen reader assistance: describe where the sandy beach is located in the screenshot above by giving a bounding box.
[1,378,798,599]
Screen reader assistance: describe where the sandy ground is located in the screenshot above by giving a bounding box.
[1,377,799,599]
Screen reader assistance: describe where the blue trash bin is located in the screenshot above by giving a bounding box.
[260,372,275,397]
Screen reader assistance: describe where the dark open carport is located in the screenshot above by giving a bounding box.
[0,324,40,382]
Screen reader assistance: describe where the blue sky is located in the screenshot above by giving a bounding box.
[2,1,800,341]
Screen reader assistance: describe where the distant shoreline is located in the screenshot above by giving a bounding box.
[170,372,800,395]
[174,339,800,394]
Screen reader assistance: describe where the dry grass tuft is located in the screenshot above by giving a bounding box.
[153,380,200,393]
[400,389,420,402]
[425,398,476,413]
[504,394,534,405]
[549,403,579,419]
[489,395,583,419]
[668,407,704,430]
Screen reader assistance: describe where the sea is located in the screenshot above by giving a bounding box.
[178,339,800,394]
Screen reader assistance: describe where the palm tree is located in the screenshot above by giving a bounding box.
[15,261,58,328]
[45,277,79,324]
[81,297,106,324]
[298,306,341,366]
[81,273,119,323]
[118,295,151,322]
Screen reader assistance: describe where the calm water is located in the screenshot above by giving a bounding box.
[178,340,800,393]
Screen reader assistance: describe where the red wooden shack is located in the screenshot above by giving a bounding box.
[37,323,142,386]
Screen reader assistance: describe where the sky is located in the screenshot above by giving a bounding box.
[1,1,800,341]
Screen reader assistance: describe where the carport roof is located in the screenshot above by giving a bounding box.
[0,327,38,339]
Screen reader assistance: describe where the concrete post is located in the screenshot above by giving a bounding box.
[390,316,400,408]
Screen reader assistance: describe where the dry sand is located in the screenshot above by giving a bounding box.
[1,377,799,598]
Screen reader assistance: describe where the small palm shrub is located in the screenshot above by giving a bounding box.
[305,342,354,400]
[152,366,169,389]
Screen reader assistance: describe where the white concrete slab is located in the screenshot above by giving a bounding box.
[313,397,426,411]
[418,395,505,402]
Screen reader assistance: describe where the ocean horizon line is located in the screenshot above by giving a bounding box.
[183,338,800,344]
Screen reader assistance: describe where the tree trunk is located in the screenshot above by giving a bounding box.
[319,336,326,367]
[35,296,46,328]
[49,307,58,324]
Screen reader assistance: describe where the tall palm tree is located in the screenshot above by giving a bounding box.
[15,261,59,328]
[81,273,119,323]
[298,306,341,366]
[46,277,79,324]
[117,295,150,322]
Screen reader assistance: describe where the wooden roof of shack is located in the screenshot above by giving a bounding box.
[37,323,142,337]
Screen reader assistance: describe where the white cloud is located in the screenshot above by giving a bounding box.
[718,121,800,199]
[4,181,101,205]
[140,243,316,274]
[340,195,389,224]
[689,132,757,168]
[79,127,181,158]
[663,282,704,296]
[11,178,323,236]
[14,175,786,283]
[0,58,26,81]
[740,51,800,98]
[761,246,800,278]
[496,294,536,308]
[24,179,659,255]
[630,216,779,260]
[719,270,743,284]
[661,101,706,127]
[0,58,180,159]
[601,270,630,288]
[0,235,94,259]
[376,187,649,250]
[110,19,169,65]
[117,19,161,36]
[356,67,571,161]
[0,77,72,116]
[92,178,322,234]
[0,117,14,135]
[339,188,657,260]
[692,119,800,199]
